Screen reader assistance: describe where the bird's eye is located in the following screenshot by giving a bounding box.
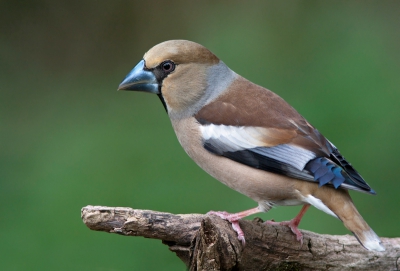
[161,61,175,73]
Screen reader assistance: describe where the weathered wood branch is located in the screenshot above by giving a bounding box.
[81,205,400,271]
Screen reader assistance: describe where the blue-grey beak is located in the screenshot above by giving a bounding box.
[118,60,159,94]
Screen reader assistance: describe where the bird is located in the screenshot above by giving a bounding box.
[118,40,385,252]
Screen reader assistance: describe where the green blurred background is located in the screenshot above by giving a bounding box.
[1,1,399,270]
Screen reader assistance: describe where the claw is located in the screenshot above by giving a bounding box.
[265,219,304,245]
[231,220,246,245]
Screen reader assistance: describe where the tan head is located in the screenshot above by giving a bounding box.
[143,40,219,68]
[118,40,237,119]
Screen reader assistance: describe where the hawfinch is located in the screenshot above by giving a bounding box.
[118,40,384,252]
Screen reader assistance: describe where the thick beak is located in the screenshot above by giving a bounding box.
[118,60,159,94]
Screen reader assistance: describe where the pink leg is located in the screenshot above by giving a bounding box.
[265,204,310,244]
[207,207,261,245]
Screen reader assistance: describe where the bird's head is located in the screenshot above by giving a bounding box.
[118,40,236,119]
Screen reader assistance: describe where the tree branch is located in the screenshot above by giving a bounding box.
[81,205,400,271]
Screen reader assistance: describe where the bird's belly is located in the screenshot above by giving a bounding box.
[171,117,307,206]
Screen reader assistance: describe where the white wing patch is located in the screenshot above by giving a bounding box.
[201,124,259,149]
[200,124,316,170]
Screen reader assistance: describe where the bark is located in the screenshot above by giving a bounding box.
[81,205,400,271]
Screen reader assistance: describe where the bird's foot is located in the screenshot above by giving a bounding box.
[207,211,246,244]
[265,219,303,244]
[207,207,261,245]
[265,204,310,245]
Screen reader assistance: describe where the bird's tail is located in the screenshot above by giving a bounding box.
[312,186,385,252]
[338,200,385,252]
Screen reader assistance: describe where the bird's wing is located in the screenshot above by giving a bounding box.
[195,79,374,194]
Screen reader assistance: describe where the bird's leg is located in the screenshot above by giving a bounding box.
[207,207,261,245]
[265,204,310,244]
